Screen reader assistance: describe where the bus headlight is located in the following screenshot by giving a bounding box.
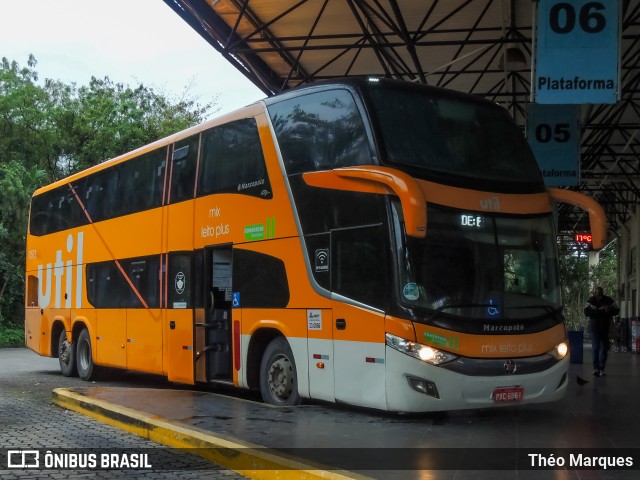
[551,341,569,360]
[385,333,458,366]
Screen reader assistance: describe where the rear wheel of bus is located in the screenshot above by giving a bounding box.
[58,330,77,377]
[260,337,301,406]
[76,328,98,381]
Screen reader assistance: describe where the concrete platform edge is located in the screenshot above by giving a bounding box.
[52,388,368,480]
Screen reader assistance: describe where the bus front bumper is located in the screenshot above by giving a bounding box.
[385,346,569,412]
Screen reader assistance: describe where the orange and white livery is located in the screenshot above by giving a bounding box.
[25,78,606,412]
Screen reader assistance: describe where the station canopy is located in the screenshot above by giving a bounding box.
[164,0,640,239]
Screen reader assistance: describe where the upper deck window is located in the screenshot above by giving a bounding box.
[268,89,372,174]
[198,118,272,199]
[367,86,542,187]
[170,134,199,204]
[29,146,168,236]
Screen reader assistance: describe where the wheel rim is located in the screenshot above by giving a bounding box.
[78,338,90,372]
[267,354,294,402]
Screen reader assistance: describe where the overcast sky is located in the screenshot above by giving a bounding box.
[0,0,265,117]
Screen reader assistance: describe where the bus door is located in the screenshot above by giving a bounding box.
[198,246,233,382]
[165,251,195,384]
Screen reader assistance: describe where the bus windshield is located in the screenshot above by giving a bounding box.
[392,203,561,321]
[367,85,542,187]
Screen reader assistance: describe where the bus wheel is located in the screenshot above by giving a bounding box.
[260,337,301,406]
[58,330,77,377]
[76,328,97,381]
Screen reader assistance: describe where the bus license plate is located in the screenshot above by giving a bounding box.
[493,386,524,402]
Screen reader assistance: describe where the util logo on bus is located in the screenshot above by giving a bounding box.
[37,232,84,309]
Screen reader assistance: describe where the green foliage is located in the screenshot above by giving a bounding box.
[559,237,618,332]
[0,161,47,325]
[0,325,24,347]
[48,76,213,177]
[0,55,214,327]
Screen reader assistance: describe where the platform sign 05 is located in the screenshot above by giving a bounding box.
[527,104,580,187]
[535,0,620,104]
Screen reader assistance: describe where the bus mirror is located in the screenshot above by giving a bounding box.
[303,166,427,238]
[547,188,607,250]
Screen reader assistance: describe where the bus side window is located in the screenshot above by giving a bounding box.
[30,185,86,236]
[198,118,272,199]
[233,249,290,308]
[87,261,128,308]
[268,89,372,174]
[85,168,118,223]
[29,195,46,236]
[87,256,160,308]
[119,148,166,216]
[170,135,199,204]
[26,275,38,307]
[331,224,388,310]
[122,256,160,308]
[47,191,65,234]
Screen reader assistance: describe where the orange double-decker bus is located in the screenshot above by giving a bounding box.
[25,78,606,412]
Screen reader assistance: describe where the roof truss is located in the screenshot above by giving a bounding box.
[165,0,640,237]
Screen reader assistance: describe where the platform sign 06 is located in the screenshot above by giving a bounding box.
[527,104,580,187]
[535,0,620,104]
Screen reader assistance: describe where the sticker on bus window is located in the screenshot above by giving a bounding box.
[315,249,329,272]
[403,283,420,301]
[175,272,186,295]
[486,298,500,318]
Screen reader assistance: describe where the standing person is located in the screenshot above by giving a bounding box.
[584,286,620,377]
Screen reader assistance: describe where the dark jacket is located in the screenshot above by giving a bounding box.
[584,294,620,321]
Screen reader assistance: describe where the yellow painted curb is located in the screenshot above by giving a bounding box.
[52,388,369,480]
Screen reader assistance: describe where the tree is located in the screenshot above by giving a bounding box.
[0,161,47,325]
[0,55,53,172]
[48,76,214,177]
[0,56,215,327]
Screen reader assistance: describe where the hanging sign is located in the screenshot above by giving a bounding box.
[535,0,620,104]
[527,104,580,186]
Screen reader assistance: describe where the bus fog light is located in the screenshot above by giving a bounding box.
[407,375,439,398]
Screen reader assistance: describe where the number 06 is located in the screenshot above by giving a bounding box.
[549,2,606,34]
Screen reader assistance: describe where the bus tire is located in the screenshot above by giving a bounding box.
[259,337,301,406]
[76,328,97,381]
[58,330,77,377]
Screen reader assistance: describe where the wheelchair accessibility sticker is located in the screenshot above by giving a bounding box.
[486,298,500,318]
